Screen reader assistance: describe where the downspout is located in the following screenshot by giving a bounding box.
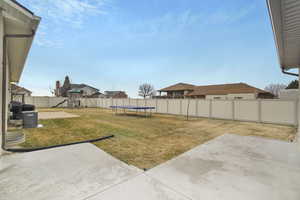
[2,30,36,150]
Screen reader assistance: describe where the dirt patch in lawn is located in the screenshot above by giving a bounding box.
[22,108,296,169]
[38,112,79,119]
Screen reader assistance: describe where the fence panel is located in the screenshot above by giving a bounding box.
[116,98,124,107]
[168,99,181,115]
[156,99,168,113]
[24,96,34,105]
[123,98,130,107]
[137,99,146,107]
[87,98,98,107]
[234,100,259,122]
[197,100,210,117]
[182,99,197,116]
[128,99,138,107]
[32,97,50,108]
[96,98,102,107]
[102,99,111,108]
[49,97,67,107]
[146,99,157,113]
[261,100,296,125]
[211,100,233,120]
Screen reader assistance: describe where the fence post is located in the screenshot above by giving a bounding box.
[232,100,235,120]
[258,99,262,123]
[180,99,182,115]
[196,99,199,117]
[209,100,212,118]
[166,99,169,114]
[156,99,158,113]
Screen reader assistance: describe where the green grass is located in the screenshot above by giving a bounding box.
[21,108,296,169]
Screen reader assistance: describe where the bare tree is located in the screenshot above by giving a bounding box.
[49,86,55,96]
[264,83,287,97]
[138,83,155,99]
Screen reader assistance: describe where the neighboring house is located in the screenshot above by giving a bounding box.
[158,83,274,99]
[55,76,100,98]
[10,84,32,96]
[158,83,196,98]
[104,91,128,99]
[89,92,105,98]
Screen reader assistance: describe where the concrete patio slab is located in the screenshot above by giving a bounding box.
[38,111,79,119]
[147,134,300,200]
[86,174,190,200]
[0,143,142,200]
[1,134,300,200]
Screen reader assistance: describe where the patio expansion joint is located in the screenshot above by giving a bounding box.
[144,173,195,200]
[82,172,144,200]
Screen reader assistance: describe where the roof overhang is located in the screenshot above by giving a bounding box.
[1,0,40,82]
[267,0,300,70]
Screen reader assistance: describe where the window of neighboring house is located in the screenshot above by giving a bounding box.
[234,97,243,99]
[213,97,221,100]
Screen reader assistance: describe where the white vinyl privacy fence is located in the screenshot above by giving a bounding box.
[23,97,298,126]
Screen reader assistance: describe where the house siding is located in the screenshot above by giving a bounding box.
[206,93,256,100]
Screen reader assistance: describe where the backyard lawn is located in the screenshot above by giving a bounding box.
[22,108,296,169]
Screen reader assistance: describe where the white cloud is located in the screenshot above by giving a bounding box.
[120,11,203,39]
[206,3,256,25]
[120,4,256,40]
[19,0,110,47]
[24,0,108,27]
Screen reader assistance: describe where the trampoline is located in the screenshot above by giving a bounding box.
[110,105,155,117]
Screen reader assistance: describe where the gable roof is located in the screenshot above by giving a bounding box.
[186,83,271,96]
[159,83,196,92]
[10,0,34,15]
[70,84,99,91]
[11,83,32,94]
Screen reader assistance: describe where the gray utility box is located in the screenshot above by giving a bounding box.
[22,111,38,128]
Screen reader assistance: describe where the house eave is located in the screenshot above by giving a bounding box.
[267,0,300,70]
[1,0,40,83]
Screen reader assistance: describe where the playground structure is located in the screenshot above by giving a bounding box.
[52,90,82,108]
[67,90,82,108]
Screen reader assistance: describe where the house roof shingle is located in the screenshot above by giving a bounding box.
[186,83,271,96]
[70,84,99,91]
[159,83,196,92]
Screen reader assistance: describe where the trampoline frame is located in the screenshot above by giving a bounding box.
[110,105,156,117]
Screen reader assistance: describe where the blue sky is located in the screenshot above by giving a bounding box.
[18,0,295,97]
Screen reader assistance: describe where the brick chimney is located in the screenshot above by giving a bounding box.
[55,81,60,96]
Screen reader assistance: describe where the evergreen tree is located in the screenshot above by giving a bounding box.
[286,80,299,89]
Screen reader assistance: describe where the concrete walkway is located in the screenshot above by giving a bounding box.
[0,144,142,200]
[147,134,300,200]
[1,134,300,200]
